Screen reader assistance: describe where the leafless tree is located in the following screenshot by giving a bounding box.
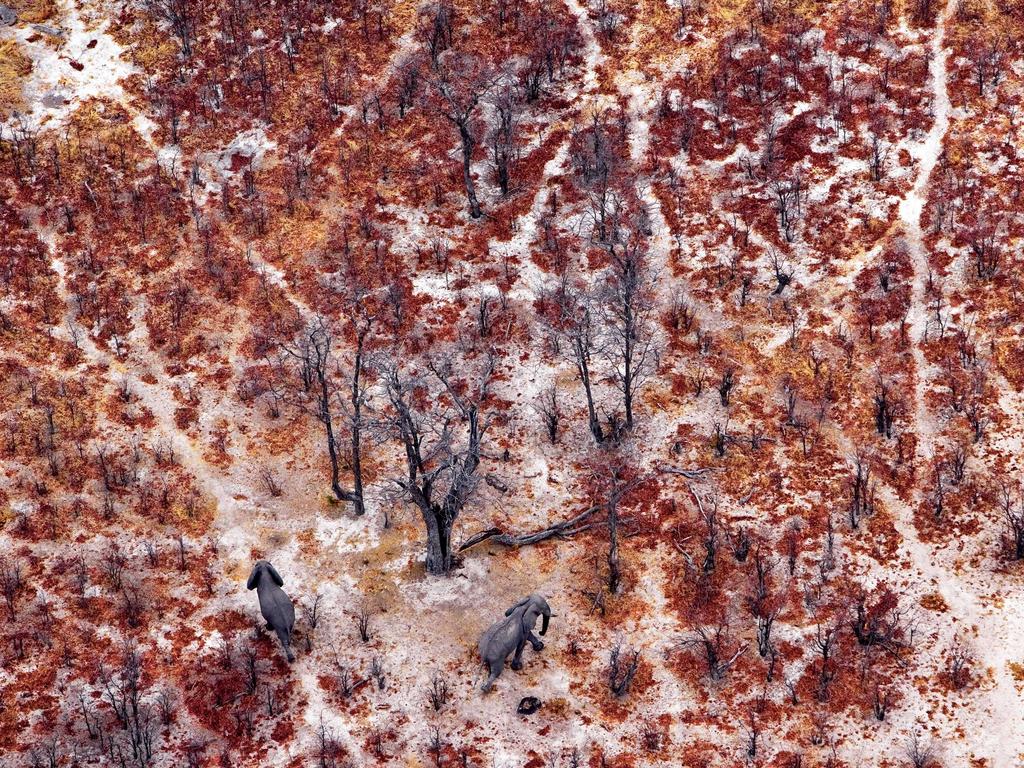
[259,465,282,497]
[0,558,23,620]
[905,733,936,768]
[674,622,747,680]
[280,314,368,516]
[548,273,604,442]
[428,672,451,711]
[381,347,495,574]
[868,131,890,182]
[873,375,900,439]
[966,213,1002,280]
[968,37,1004,97]
[607,644,641,696]
[849,452,875,529]
[600,226,658,432]
[946,637,974,690]
[767,248,793,294]
[999,481,1024,560]
[851,592,913,664]
[429,54,500,218]
[770,178,802,243]
[718,368,735,406]
[419,2,454,68]
[490,83,520,196]
[356,607,373,642]
[813,622,838,702]
[667,290,697,334]
[100,640,158,764]
[599,460,644,594]
[304,594,323,650]
[147,0,196,58]
[533,385,560,444]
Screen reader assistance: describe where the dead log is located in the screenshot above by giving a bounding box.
[458,505,603,552]
[657,464,715,480]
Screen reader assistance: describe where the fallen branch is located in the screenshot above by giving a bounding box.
[657,464,715,480]
[458,505,603,552]
[686,482,706,517]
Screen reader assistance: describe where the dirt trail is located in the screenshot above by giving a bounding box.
[882,1,1024,762]
[42,217,252,533]
[901,2,952,456]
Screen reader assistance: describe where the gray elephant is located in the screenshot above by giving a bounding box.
[479,594,551,692]
[247,560,296,662]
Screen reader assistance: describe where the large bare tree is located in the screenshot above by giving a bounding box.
[381,347,496,574]
[428,53,500,219]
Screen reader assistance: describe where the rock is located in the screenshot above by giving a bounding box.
[0,5,16,25]
[31,23,64,36]
[516,696,541,715]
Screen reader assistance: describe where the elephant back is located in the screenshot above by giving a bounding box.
[260,584,295,628]
[479,613,518,659]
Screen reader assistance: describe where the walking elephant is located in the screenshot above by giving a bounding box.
[247,560,296,662]
[479,594,551,692]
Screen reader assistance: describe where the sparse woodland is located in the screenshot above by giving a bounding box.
[1,0,1024,764]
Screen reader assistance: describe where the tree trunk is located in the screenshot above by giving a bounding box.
[458,123,482,219]
[349,332,366,516]
[607,498,620,593]
[575,337,604,442]
[422,504,452,574]
[318,363,360,513]
[623,328,635,430]
[320,377,345,502]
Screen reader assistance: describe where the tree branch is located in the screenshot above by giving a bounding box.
[458,504,603,551]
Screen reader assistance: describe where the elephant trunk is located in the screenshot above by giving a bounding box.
[540,609,550,636]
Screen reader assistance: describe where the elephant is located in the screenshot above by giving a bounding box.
[479,594,551,692]
[246,560,296,662]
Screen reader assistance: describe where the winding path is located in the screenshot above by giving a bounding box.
[886,2,1024,764]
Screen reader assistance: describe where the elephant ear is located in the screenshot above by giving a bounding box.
[246,565,260,590]
[267,563,285,587]
[504,596,530,617]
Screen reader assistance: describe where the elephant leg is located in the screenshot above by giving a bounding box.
[481,658,503,692]
[511,638,526,671]
[527,630,544,652]
[275,628,295,662]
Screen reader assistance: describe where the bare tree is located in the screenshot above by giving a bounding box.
[873,374,900,439]
[597,459,644,594]
[147,0,197,58]
[548,273,604,442]
[533,385,560,443]
[429,54,500,218]
[999,481,1024,560]
[428,672,451,711]
[607,644,641,696]
[600,224,658,432]
[418,2,454,69]
[767,247,793,294]
[382,348,495,574]
[968,36,1003,97]
[490,83,520,196]
[279,314,369,516]
[905,732,936,768]
[0,558,22,620]
[674,622,747,680]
